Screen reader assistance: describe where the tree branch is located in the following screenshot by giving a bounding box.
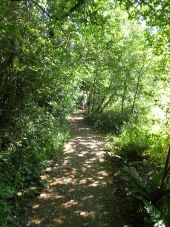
[30,0,85,21]
[30,0,51,18]
[60,0,85,19]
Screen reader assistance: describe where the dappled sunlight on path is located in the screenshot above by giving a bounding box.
[24,110,130,227]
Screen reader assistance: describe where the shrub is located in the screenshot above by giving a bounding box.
[0,102,70,226]
[90,109,130,133]
[108,123,150,162]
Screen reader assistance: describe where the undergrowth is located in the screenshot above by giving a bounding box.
[87,109,130,134]
[0,102,70,226]
[89,108,170,226]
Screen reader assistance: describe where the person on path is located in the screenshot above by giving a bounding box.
[82,91,88,110]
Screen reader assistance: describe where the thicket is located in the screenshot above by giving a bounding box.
[0,1,81,225]
[0,0,169,226]
[84,2,170,226]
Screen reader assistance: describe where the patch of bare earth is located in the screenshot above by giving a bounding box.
[23,110,132,227]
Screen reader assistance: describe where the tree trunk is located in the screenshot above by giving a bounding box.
[131,67,143,114]
[121,79,127,113]
[131,60,146,114]
[160,146,170,193]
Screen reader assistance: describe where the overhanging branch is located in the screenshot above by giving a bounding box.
[30,0,85,21]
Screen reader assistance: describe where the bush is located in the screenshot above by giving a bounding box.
[108,123,150,162]
[0,102,70,226]
[90,109,130,133]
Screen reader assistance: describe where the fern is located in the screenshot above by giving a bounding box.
[123,166,169,226]
[123,166,149,198]
[143,200,161,222]
[143,200,165,227]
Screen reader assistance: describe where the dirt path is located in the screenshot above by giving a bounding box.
[23,110,131,227]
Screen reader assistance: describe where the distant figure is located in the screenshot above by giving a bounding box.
[82,91,88,110]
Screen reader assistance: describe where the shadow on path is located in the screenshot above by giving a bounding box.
[23,110,131,227]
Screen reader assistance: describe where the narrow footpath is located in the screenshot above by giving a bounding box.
[24,110,131,227]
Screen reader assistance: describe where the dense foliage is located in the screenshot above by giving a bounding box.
[0,0,169,226]
[84,2,169,226]
[0,0,80,225]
